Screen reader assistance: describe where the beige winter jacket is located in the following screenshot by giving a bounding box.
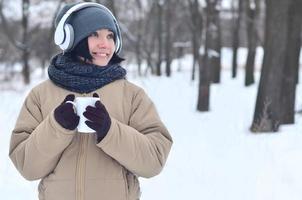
[9,79,172,200]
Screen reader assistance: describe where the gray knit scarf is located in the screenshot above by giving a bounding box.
[48,53,126,93]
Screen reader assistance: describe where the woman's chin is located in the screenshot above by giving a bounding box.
[92,60,109,67]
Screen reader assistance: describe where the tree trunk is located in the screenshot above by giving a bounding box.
[251,0,290,132]
[136,21,142,76]
[0,0,31,84]
[232,0,243,78]
[142,2,157,76]
[135,0,143,76]
[165,0,172,77]
[22,0,30,84]
[156,0,163,76]
[244,0,260,86]
[189,0,203,81]
[191,32,199,81]
[197,0,214,112]
[197,55,210,111]
[207,1,221,84]
[280,0,302,124]
[43,0,65,76]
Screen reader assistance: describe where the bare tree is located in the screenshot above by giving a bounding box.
[142,2,157,76]
[164,0,172,77]
[231,0,244,78]
[0,0,31,84]
[244,0,260,86]
[134,0,143,76]
[155,0,163,76]
[20,0,30,84]
[280,0,302,124]
[188,0,203,81]
[197,0,220,111]
[251,0,291,132]
[207,0,222,83]
[37,0,66,76]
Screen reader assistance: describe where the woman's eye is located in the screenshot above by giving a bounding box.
[107,34,114,39]
[90,32,98,37]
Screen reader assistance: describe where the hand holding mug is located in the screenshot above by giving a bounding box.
[83,93,111,142]
[54,94,80,130]
[66,96,99,133]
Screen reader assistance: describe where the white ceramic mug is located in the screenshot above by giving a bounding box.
[66,97,99,133]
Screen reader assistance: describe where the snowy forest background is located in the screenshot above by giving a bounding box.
[1,0,302,199]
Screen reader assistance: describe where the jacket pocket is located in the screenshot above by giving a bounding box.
[43,179,75,200]
[85,179,128,200]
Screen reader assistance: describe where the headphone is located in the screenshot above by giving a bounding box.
[54,2,122,54]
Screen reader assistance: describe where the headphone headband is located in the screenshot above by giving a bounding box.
[54,2,122,54]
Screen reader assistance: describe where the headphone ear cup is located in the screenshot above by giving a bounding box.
[114,23,122,54]
[59,24,75,51]
[54,22,65,45]
[115,37,120,53]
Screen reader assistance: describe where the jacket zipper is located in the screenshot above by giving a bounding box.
[76,93,89,200]
[76,134,88,200]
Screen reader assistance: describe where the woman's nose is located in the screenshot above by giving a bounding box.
[96,37,108,48]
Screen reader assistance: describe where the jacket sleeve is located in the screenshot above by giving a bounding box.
[97,88,173,178]
[9,89,75,181]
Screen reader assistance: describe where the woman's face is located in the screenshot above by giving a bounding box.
[88,29,115,66]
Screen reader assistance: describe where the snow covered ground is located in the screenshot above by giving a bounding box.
[1,49,302,200]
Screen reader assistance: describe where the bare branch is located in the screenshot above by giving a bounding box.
[0,0,22,50]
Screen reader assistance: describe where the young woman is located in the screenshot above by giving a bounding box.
[9,2,172,200]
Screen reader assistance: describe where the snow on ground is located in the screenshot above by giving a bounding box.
[139,69,302,200]
[1,48,302,199]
